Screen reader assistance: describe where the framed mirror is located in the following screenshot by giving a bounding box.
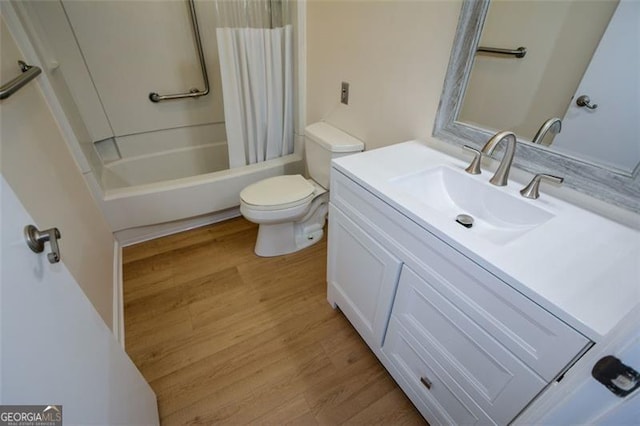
[434,0,639,213]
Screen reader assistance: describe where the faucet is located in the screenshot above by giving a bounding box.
[532,118,562,145]
[520,173,564,199]
[480,131,517,186]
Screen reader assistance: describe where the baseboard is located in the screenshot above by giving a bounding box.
[114,207,241,247]
[113,240,125,348]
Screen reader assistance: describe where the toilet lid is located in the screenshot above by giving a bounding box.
[240,175,315,209]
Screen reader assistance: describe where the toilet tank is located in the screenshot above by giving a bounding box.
[305,122,364,189]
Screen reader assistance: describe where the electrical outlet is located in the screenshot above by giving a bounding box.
[341,82,349,105]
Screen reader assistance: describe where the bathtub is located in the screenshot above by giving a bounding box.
[98,141,304,231]
[102,142,230,190]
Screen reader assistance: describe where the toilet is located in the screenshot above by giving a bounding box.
[240,122,364,257]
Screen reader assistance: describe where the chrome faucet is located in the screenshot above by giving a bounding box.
[532,118,562,145]
[520,173,564,199]
[481,131,517,186]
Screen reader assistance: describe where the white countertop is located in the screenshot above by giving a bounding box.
[332,140,640,341]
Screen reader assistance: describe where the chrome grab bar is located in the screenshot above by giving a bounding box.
[0,61,42,100]
[477,46,527,59]
[149,0,210,102]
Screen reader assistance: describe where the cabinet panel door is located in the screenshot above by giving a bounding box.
[327,204,402,349]
[391,265,547,424]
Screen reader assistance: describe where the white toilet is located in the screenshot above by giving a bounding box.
[240,122,364,257]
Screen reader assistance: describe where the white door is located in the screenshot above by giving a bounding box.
[526,307,640,425]
[552,0,640,175]
[0,175,158,425]
[593,348,640,424]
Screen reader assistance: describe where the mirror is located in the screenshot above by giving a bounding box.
[434,0,640,213]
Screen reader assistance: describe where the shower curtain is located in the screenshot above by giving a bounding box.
[215,0,293,168]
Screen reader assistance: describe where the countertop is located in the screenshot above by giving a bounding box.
[332,140,640,341]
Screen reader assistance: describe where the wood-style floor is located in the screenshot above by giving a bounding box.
[123,217,426,425]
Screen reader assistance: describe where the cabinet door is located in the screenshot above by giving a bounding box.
[327,204,402,349]
[387,265,547,425]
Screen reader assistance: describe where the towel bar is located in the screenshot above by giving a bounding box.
[477,46,527,59]
[0,61,42,100]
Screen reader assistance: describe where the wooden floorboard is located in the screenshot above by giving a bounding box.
[123,217,426,425]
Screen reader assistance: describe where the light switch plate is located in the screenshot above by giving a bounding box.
[341,82,349,105]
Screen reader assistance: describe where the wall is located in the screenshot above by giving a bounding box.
[58,0,224,140]
[459,0,617,141]
[12,0,106,179]
[0,15,116,329]
[19,0,227,170]
[22,1,303,178]
[306,0,462,151]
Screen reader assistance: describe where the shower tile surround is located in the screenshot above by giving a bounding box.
[53,1,226,138]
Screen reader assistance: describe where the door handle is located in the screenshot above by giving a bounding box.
[576,95,598,110]
[592,355,640,397]
[24,225,61,264]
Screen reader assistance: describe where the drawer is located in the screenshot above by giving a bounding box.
[392,265,547,424]
[331,169,590,381]
[384,319,495,426]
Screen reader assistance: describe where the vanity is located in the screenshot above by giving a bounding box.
[326,140,639,425]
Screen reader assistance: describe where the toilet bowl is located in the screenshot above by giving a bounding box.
[240,175,328,257]
[240,122,364,257]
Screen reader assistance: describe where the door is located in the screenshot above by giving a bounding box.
[327,204,402,350]
[0,175,158,425]
[595,388,640,424]
[526,307,640,425]
[552,0,640,175]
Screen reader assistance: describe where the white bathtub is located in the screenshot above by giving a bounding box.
[102,142,230,190]
[98,142,304,231]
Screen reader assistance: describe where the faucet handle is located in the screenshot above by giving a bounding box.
[520,173,564,199]
[462,145,482,175]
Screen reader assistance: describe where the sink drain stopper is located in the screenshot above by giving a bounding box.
[455,214,474,228]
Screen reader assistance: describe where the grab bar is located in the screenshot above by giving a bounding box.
[149,0,210,102]
[0,61,42,100]
[477,46,527,59]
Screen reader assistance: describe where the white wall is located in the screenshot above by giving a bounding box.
[19,0,228,167]
[60,0,225,139]
[22,1,304,166]
[0,15,116,329]
[306,0,462,151]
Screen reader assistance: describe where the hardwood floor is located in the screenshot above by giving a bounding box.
[123,217,426,425]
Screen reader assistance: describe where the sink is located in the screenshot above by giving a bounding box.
[388,166,554,244]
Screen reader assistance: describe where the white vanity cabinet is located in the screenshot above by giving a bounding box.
[327,167,592,425]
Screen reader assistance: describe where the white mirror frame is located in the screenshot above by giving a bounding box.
[434,0,639,213]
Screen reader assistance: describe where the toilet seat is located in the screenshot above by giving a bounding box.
[238,122,364,257]
[240,175,315,211]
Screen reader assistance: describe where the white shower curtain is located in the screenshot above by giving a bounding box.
[215,1,293,168]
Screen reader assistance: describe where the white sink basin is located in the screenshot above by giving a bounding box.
[389,166,554,245]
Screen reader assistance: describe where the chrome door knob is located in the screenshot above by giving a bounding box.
[576,95,598,110]
[24,225,62,264]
